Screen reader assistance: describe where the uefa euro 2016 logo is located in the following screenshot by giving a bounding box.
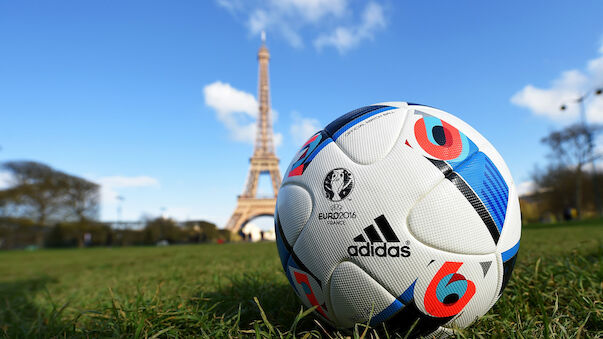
[323,168,354,201]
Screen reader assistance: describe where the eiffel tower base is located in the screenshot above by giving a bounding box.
[225,197,277,233]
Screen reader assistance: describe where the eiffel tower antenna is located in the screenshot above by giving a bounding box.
[225,34,282,233]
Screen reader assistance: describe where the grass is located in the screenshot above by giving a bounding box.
[0,220,601,338]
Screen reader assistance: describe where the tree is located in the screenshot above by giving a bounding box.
[182,220,220,242]
[0,161,100,225]
[1,161,67,224]
[142,217,186,244]
[540,123,602,218]
[63,175,100,222]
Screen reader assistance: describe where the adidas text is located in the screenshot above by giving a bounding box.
[347,243,411,258]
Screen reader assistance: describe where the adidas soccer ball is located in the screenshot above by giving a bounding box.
[275,102,521,336]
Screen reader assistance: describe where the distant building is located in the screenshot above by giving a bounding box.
[262,229,276,241]
[240,222,275,242]
[106,221,146,230]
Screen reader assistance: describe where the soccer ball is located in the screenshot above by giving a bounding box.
[275,102,521,337]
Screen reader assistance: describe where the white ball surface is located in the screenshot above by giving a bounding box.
[275,102,521,337]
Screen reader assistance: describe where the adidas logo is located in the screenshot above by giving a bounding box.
[347,215,411,258]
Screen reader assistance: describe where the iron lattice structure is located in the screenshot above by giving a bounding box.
[225,37,282,232]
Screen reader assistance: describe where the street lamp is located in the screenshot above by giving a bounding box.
[559,87,603,216]
[560,87,603,113]
[116,195,124,228]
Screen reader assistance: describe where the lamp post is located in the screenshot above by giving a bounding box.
[116,195,124,229]
[560,87,603,216]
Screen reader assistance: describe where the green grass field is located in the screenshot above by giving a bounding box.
[1,220,601,338]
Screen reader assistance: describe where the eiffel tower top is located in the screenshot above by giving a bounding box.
[254,31,276,157]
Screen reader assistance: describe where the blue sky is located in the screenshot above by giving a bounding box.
[1,1,603,228]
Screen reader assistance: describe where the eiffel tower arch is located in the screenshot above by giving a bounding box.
[225,33,282,233]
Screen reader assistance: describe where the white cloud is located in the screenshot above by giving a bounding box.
[516,180,536,196]
[243,0,348,40]
[249,9,270,35]
[511,42,603,123]
[92,175,160,204]
[290,113,321,146]
[97,176,159,188]
[273,132,283,148]
[273,0,347,22]
[204,81,258,144]
[216,0,243,13]
[0,171,11,189]
[204,81,282,147]
[204,81,258,118]
[216,0,385,52]
[587,96,603,123]
[314,2,386,53]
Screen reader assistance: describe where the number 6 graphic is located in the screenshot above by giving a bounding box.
[424,261,476,318]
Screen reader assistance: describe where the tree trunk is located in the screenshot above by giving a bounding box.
[576,165,582,219]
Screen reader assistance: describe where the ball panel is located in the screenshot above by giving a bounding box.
[324,104,399,138]
[274,211,292,274]
[498,250,518,296]
[329,261,400,328]
[406,104,515,192]
[379,299,452,337]
[330,105,409,165]
[496,184,521,254]
[276,184,313,247]
[494,178,521,297]
[430,327,455,338]
[408,178,497,255]
[283,130,333,180]
[411,255,500,329]
[286,256,333,322]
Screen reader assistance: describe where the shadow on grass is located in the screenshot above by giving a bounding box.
[0,275,71,337]
[191,272,318,331]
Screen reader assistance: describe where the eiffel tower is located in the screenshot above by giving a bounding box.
[225,33,282,232]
